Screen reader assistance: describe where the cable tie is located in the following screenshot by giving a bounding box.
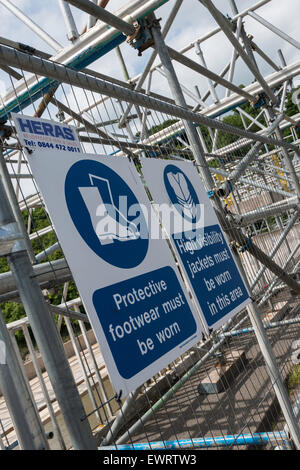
[240,237,253,253]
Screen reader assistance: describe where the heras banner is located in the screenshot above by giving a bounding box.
[23,144,204,396]
[141,158,250,333]
[12,112,82,153]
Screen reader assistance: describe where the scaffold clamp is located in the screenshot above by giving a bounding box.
[126,19,154,56]
[240,237,253,253]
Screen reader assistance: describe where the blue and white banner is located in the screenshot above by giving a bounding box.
[12,113,82,155]
[24,145,204,396]
[142,158,250,333]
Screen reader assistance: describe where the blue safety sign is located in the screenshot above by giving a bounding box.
[20,130,204,396]
[65,159,149,269]
[142,159,250,333]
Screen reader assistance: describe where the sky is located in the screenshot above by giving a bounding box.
[0,0,299,198]
[0,0,299,102]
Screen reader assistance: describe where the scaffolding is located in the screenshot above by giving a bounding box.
[0,0,300,451]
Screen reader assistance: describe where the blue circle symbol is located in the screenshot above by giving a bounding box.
[163,164,200,223]
[65,159,149,269]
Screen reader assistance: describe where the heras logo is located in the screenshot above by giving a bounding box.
[17,118,75,141]
[65,160,149,269]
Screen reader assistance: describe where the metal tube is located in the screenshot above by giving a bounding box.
[250,39,281,72]
[115,318,237,444]
[219,317,300,339]
[202,61,232,102]
[248,10,300,50]
[278,48,295,89]
[249,165,293,184]
[101,431,288,449]
[258,242,300,305]
[199,0,278,105]
[195,42,219,103]
[118,0,183,127]
[6,250,97,449]
[149,15,215,190]
[0,153,36,264]
[226,113,286,185]
[0,151,97,449]
[126,0,271,79]
[64,316,102,422]
[0,433,5,450]
[101,387,141,445]
[0,257,70,298]
[58,0,79,41]
[64,0,135,36]
[35,242,60,263]
[77,315,113,418]
[0,0,62,51]
[0,44,298,154]
[21,324,66,450]
[87,0,98,30]
[247,300,300,448]
[0,63,22,80]
[115,45,130,82]
[210,166,295,199]
[237,106,267,131]
[239,199,298,226]
[8,330,37,406]
[166,45,255,102]
[0,308,49,449]
[140,72,153,141]
[226,16,243,98]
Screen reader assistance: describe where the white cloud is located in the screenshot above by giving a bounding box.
[0,79,6,96]
[0,0,298,200]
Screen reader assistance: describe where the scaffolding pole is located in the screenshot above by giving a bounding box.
[0,307,49,450]
[0,147,97,450]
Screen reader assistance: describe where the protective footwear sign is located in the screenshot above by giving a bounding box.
[26,149,204,397]
[142,158,250,333]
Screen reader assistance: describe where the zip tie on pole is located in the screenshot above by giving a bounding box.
[240,237,253,253]
[252,92,267,109]
[227,180,234,192]
[80,390,123,422]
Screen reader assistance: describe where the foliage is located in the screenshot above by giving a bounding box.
[285,85,300,118]
[288,364,300,394]
[0,206,80,354]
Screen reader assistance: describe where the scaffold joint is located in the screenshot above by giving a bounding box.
[126,19,155,57]
[18,43,36,56]
[252,93,266,109]
[240,237,253,253]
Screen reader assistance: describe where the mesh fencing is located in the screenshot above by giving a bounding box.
[0,57,300,451]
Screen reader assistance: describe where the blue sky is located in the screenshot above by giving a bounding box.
[0,0,299,199]
[0,0,299,101]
